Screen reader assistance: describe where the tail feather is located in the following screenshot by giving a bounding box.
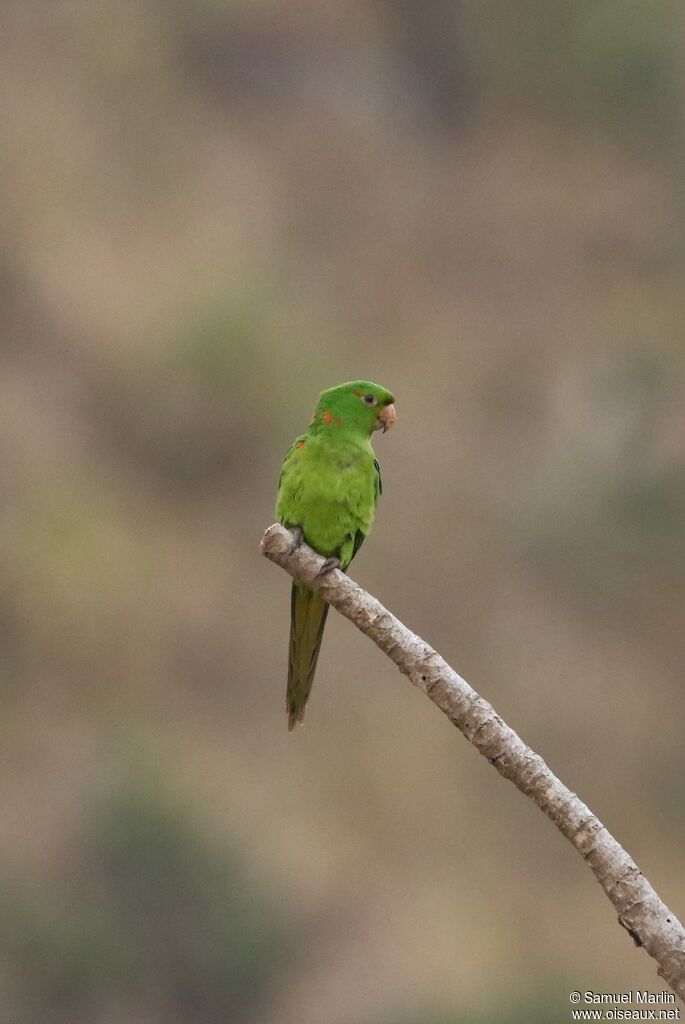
[287,582,329,730]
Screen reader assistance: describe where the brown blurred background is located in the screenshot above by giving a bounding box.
[2,2,685,1022]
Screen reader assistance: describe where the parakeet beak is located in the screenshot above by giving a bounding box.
[377,402,396,433]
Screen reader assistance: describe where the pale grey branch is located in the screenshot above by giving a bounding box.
[261,522,685,1002]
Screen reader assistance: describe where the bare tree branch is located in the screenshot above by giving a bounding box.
[261,522,685,1002]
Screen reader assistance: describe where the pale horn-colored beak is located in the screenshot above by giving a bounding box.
[377,402,396,433]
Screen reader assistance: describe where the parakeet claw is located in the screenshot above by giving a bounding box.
[288,526,304,554]
[316,556,342,576]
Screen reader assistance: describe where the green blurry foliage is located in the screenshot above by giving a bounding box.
[609,469,685,542]
[390,0,681,145]
[519,345,685,617]
[478,0,681,142]
[86,295,269,490]
[0,782,288,1024]
[591,349,685,554]
[82,289,331,493]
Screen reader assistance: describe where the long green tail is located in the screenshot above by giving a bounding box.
[287,582,329,730]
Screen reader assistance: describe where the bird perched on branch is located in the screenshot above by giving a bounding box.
[275,381,396,729]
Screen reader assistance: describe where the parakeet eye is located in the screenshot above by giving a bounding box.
[362,394,377,406]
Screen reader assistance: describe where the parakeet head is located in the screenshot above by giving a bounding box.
[313,381,396,436]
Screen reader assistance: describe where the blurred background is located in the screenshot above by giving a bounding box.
[2,1,685,1021]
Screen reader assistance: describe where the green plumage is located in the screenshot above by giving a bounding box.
[276,381,395,729]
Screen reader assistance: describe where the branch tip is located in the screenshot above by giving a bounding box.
[260,523,685,1001]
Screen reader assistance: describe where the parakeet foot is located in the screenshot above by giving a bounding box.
[317,556,342,576]
[288,526,304,554]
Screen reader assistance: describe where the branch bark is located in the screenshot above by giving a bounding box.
[261,522,685,1002]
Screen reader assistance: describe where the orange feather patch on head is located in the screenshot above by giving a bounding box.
[320,410,344,426]
[296,440,306,448]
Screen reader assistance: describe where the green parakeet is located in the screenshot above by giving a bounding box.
[276,381,396,730]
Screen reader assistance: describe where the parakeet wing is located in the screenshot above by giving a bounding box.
[349,458,382,563]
